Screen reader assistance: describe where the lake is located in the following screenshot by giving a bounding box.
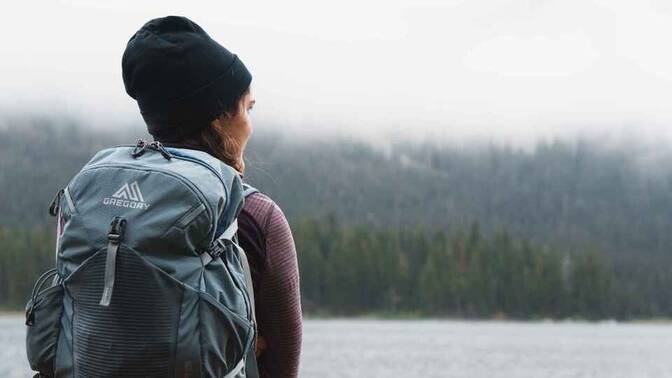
[2,314,671,377]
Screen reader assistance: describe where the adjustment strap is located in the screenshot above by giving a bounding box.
[100,217,125,307]
[220,219,238,241]
[200,249,214,266]
[100,241,119,307]
[200,219,238,265]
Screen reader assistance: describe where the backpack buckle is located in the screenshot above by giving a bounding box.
[210,239,229,258]
[107,217,126,241]
[201,239,231,265]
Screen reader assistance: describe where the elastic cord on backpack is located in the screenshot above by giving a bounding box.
[30,268,59,302]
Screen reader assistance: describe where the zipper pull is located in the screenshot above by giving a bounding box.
[150,141,173,160]
[48,188,64,217]
[131,138,148,158]
[100,217,126,307]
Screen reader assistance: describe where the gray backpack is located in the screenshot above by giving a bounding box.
[25,140,259,378]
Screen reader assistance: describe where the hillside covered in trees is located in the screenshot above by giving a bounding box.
[0,117,670,319]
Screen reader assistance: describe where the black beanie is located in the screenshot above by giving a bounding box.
[122,16,252,140]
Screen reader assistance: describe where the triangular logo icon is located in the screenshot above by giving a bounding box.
[112,181,145,202]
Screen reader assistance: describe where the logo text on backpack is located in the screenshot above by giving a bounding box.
[103,181,150,210]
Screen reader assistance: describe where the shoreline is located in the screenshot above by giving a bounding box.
[2,310,670,324]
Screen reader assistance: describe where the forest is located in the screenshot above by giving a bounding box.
[0,116,670,319]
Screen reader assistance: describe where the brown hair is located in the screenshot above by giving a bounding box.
[175,87,249,173]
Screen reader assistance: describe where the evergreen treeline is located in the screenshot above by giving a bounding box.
[0,220,636,320]
[0,226,54,308]
[294,218,662,320]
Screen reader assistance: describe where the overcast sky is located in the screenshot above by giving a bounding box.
[3,0,672,145]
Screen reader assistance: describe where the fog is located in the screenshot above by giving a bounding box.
[3,0,672,146]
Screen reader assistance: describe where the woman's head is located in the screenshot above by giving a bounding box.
[121,15,254,173]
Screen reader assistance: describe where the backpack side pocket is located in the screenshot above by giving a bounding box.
[25,269,64,375]
[198,290,254,378]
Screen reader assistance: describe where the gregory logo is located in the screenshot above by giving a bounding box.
[103,181,150,210]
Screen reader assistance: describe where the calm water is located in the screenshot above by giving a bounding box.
[2,314,671,377]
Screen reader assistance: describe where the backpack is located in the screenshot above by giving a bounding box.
[25,140,259,378]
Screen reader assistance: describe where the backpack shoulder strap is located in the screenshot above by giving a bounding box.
[242,183,259,198]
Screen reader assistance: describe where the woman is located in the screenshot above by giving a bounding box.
[122,16,302,377]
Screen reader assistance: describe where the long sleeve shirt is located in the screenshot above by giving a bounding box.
[237,190,303,378]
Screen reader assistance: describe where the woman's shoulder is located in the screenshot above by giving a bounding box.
[241,191,288,231]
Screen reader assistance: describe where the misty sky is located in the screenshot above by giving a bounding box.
[3,0,672,144]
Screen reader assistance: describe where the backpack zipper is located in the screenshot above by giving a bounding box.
[112,144,231,218]
[165,150,229,203]
[113,144,229,197]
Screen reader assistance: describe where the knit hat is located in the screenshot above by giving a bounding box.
[122,16,252,140]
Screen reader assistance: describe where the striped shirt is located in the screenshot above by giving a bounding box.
[238,191,303,378]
